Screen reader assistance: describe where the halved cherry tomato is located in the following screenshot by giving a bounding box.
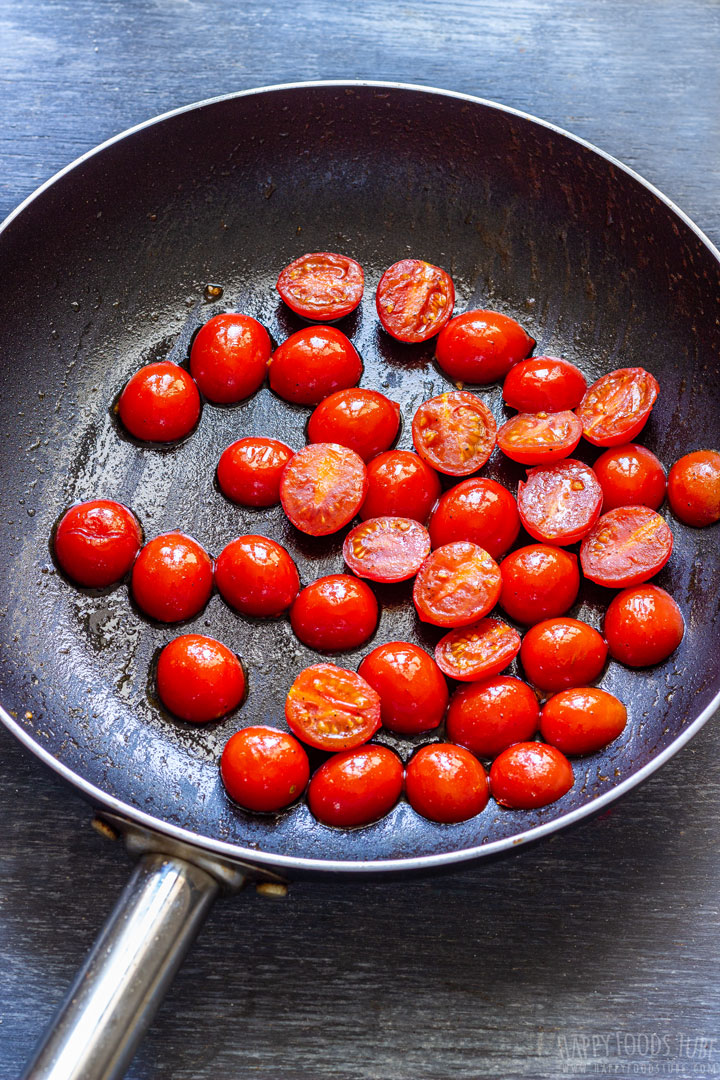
[412,391,497,476]
[307,745,404,828]
[118,361,200,443]
[343,517,430,583]
[217,437,293,507]
[434,618,521,682]
[413,541,502,628]
[520,618,608,692]
[490,742,574,809]
[576,367,659,447]
[497,411,583,465]
[580,506,673,588]
[446,676,540,758]
[269,326,362,405]
[435,309,534,384]
[376,259,454,343]
[220,727,310,812]
[517,459,603,546]
[285,663,381,751]
[290,575,378,651]
[359,450,441,523]
[668,450,720,527]
[503,356,587,412]
[604,585,684,667]
[280,443,368,536]
[593,443,666,512]
[499,545,580,625]
[156,635,246,723]
[405,744,489,823]
[131,532,213,622]
[276,252,364,321]
[428,478,520,559]
[307,388,400,462]
[215,535,299,617]
[540,688,627,755]
[54,499,142,587]
[189,313,271,404]
[358,641,449,735]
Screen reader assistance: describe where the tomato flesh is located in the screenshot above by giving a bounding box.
[131,532,213,623]
[217,437,293,507]
[412,391,497,476]
[189,313,271,403]
[413,541,502,628]
[221,727,310,812]
[604,585,684,667]
[307,388,400,462]
[517,459,603,546]
[280,443,368,536]
[540,688,627,755]
[358,641,449,735]
[156,635,246,723]
[490,742,574,809]
[593,443,666,512]
[503,356,587,412]
[54,499,142,587]
[269,326,362,405]
[668,449,720,526]
[343,517,430,583]
[435,309,534,385]
[446,676,540,758]
[359,450,441,523]
[277,252,364,321]
[580,506,674,588]
[497,411,583,465]
[576,367,659,447]
[520,617,608,692]
[376,259,454,343]
[290,575,378,651]
[118,361,200,443]
[308,746,404,828]
[285,663,381,751]
[215,535,299,617]
[406,744,489,823]
[428,478,520,559]
[434,618,521,682]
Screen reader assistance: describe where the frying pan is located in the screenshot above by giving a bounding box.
[1,81,719,1080]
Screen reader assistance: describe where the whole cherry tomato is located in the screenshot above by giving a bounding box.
[435,309,534,385]
[499,545,580,625]
[343,517,431,583]
[307,745,404,828]
[446,676,540,758]
[118,361,200,443]
[376,259,455,342]
[290,575,378,651]
[217,437,293,507]
[490,742,574,809]
[668,450,720,526]
[269,326,362,405]
[189,313,271,404]
[215,535,299,617]
[285,663,381,751]
[520,618,608,692]
[307,388,400,462]
[580,506,673,588]
[428,478,520,560]
[280,443,368,536]
[359,450,441,523]
[576,367,659,446]
[277,252,364,321]
[593,443,666,512]
[434,618,521,683]
[358,641,449,735]
[503,356,587,412]
[540,688,627,755]
[412,391,497,476]
[604,585,684,667]
[132,533,213,622]
[517,459,603,546]
[54,499,142,587]
[156,635,246,723]
[497,411,583,465]
[220,727,310,812]
[413,542,502,628]
[405,744,489,823]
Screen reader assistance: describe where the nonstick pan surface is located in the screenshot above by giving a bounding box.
[1,82,719,878]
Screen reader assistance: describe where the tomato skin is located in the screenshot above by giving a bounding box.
[290,575,378,651]
[156,635,245,723]
[497,411,583,466]
[499,545,580,626]
[217,437,293,507]
[118,361,200,443]
[359,450,441,523]
[54,499,142,587]
[413,542,502,628]
[406,744,489,824]
[269,326,362,405]
[285,663,381,751]
[276,252,364,321]
[428,478,520,560]
[435,310,534,385]
[490,742,574,809]
[446,676,540,758]
[412,391,497,476]
[215,536,299,618]
[280,443,368,536]
[308,745,404,828]
[189,313,271,404]
[220,726,310,812]
[668,450,720,527]
[517,459,603,546]
[580,506,674,588]
[358,641,449,735]
[540,688,627,755]
[604,585,684,667]
[131,533,213,622]
[343,517,431,583]
[376,259,455,343]
[434,618,521,683]
[576,367,659,447]
[520,618,608,692]
[503,357,587,412]
[593,443,666,512]
[307,388,400,463]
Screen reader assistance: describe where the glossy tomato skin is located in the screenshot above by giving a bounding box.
[503,357,587,412]
[490,742,574,809]
[413,542,502,628]
[276,252,364,321]
[290,575,378,651]
[434,618,521,682]
[580,506,674,588]
[359,451,441,523]
[376,259,454,343]
[497,411,583,466]
[307,388,400,462]
[156,635,246,723]
[358,641,449,735]
[446,676,540,758]
[285,663,381,751]
[520,618,608,692]
[435,310,534,385]
[540,688,627,755]
[118,361,200,443]
[668,450,720,526]
[499,545,580,626]
[215,536,299,617]
[217,437,293,507]
[280,443,368,536]
[428,478,520,560]
[517,459,603,546]
[576,367,660,447]
[189,313,271,403]
[220,727,310,812]
[593,443,666,512]
[604,585,684,667]
[54,499,142,587]
[131,533,213,623]
[343,517,430,583]
[269,326,362,405]
[405,744,489,824]
[412,391,497,476]
[308,745,404,828]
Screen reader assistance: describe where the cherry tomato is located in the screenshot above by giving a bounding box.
[520,618,608,692]
[118,361,200,443]
[217,437,293,507]
[307,388,400,462]
[307,745,404,828]
[413,541,502,628]
[412,391,497,476]
[268,326,362,405]
[376,259,454,343]
[497,411,583,465]
[604,585,684,667]
[503,356,587,412]
[54,499,142,587]
[285,663,381,751]
[156,635,245,723]
[668,450,720,527]
[131,532,213,622]
[215,535,299,617]
[280,443,368,536]
[490,742,574,809]
[540,688,627,755]
[220,727,310,812]
[358,641,449,735]
[276,252,364,321]
[576,367,659,447]
[290,575,378,651]
[434,618,521,682]
[359,450,441,523]
[446,676,540,757]
[499,545,580,625]
[517,459,603,546]
[593,443,666,512]
[435,310,534,385]
[189,313,271,404]
[405,744,489,823]
[580,506,674,588]
[343,517,431,583]
[428,478,520,560]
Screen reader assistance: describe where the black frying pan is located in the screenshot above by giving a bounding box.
[1,82,719,1080]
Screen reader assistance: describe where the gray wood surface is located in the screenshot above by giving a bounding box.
[1,2,719,1078]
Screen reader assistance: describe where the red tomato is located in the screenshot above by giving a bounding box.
[435,309,534,385]
[490,742,574,809]
[220,727,309,812]
[217,437,293,507]
[285,663,381,751]
[428,478,520,559]
[189,313,271,404]
[520,618,608,692]
[290,575,378,651]
[268,326,362,405]
[412,391,497,476]
[156,635,245,723]
[343,517,431,583]
[405,744,489,823]
[668,450,720,527]
[576,367,660,446]
[276,252,364,321]
[540,688,627,755]
[446,676,540,757]
[308,745,404,828]
[376,259,454,343]
[434,618,521,682]
[517,459,603,546]
[593,443,666,512]
[503,356,587,412]
[497,411,583,465]
[499,545,580,625]
[131,533,213,622]
[413,541,502,628]
[580,506,674,588]
[307,388,400,462]
[215,535,299,617]
[359,450,441,523]
[54,499,142,587]
[604,585,684,667]
[280,443,368,536]
[118,361,200,443]
[358,641,449,735]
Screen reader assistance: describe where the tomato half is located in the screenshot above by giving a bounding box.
[276,252,364,321]
[220,727,310,812]
[580,506,674,588]
[520,618,608,692]
[593,443,666,512]
[540,688,627,756]
[376,259,454,343]
[434,618,521,682]
[668,450,720,527]
[217,437,293,507]
[499,545,580,625]
[343,517,431,583]
[307,746,404,828]
[189,313,271,404]
[269,326,362,405]
[413,541,502,628]
[497,411,583,465]
[604,585,684,667]
[215,535,299,617]
[435,309,534,385]
[280,443,368,536]
[54,499,142,587]
[307,388,400,462]
[412,391,497,476]
[118,361,200,443]
[503,356,587,412]
[358,641,449,735]
[290,575,378,651]
[131,533,213,623]
[490,742,574,809]
[285,663,381,751]
[517,459,603,546]
[359,450,441,523]
[405,744,489,823]
[576,367,659,447]
[446,676,540,758]
[428,478,520,560]
[156,635,246,723]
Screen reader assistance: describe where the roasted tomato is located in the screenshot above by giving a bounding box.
[290,575,378,651]
[490,742,574,809]
[215,535,299,617]
[435,309,534,385]
[343,517,431,583]
[668,450,720,527]
[308,745,404,828]
[434,618,521,683]
[517,459,603,546]
[376,259,454,343]
[576,367,659,447]
[428,478,520,560]
[276,252,364,321]
[131,533,213,622]
[499,545,580,626]
[405,744,489,823]
[580,506,673,588]
[412,391,497,476]
[445,676,540,758]
[593,443,666,512]
[604,585,684,667]
[540,688,627,755]
[220,727,310,812]
[217,437,293,507]
[280,443,368,536]
[497,411,583,466]
[118,361,200,443]
[413,542,502,628]
[54,499,142,587]
[156,635,245,723]
[269,326,362,405]
[189,313,271,404]
[285,663,381,751]
[359,450,441,523]
[307,388,400,462]
[520,618,608,692]
[503,356,587,412]
[358,641,449,735]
